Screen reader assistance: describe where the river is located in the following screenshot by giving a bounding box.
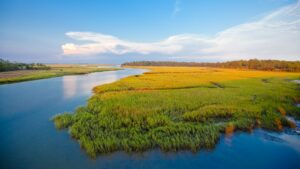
[0,68,299,169]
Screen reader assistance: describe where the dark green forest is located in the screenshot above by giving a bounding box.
[122,59,300,72]
[0,59,50,72]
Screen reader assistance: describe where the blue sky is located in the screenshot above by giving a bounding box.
[0,0,299,63]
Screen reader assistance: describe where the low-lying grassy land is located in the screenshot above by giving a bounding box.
[53,66,300,158]
[0,64,120,84]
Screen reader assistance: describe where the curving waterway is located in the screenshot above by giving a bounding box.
[0,68,300,169]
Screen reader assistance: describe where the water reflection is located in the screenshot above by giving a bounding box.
[278,134,300,152]
[80,73,118,94]
[224,135,233,146]
[62,72,118,99]
[63,76,78,99]
[62,69,144,99]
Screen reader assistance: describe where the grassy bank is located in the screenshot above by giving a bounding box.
[53,66,300,158]
[0,64,120,84]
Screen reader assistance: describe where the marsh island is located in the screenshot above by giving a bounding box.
[53,61,300,158]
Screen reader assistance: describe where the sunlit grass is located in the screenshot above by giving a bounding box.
[94,66,298,93]
[53,66,300,158]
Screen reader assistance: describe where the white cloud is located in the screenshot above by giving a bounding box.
[62,1,300,61]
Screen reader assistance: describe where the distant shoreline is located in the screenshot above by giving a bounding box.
[0,64,121,84]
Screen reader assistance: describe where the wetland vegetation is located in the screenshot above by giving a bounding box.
[53,66,300,158]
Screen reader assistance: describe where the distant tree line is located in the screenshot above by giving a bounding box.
[0,59,50,72]
[122,59,300,72]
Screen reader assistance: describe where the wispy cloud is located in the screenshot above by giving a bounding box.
[62,1,300,61]
[172,0,181,17]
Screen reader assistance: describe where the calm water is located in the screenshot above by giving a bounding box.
[0,69,300,169]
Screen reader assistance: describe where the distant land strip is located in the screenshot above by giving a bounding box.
[122,59,300,72]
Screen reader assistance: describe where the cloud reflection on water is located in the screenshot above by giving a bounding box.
[63,75,78,99]
[62,71,120,99]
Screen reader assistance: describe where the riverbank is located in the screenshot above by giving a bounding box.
[0,64,120,84]
[53,66,300,158]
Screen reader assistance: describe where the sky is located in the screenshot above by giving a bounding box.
[0,0,299,64]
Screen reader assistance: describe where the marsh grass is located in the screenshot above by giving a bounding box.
[53,66,300,158]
